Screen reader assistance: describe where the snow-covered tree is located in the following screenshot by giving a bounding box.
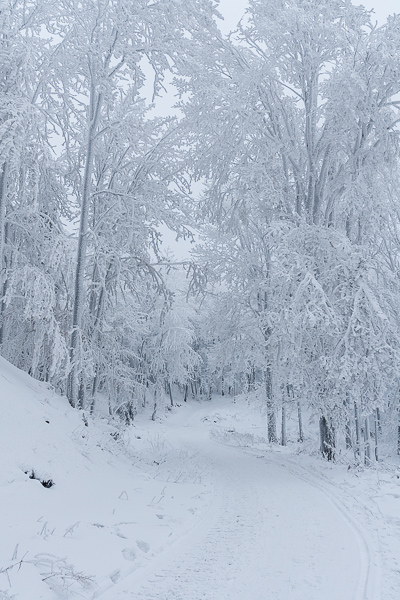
[180,0,400,457]
[31,0,220,407]
[0,1,72,384]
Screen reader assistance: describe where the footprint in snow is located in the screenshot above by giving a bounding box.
[110,570,121,583]
[136,540,150,553]
[122,548,136,561]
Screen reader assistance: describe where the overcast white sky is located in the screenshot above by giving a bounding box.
[218,0,399,31]
[362,0,399,23]
[161,0,400,259]
[219,0,400,31]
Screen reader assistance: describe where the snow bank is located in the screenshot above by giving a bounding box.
[0,358,210,599]
[2,359,400,599]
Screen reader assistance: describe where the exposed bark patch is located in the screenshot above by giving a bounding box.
[24,469,54,488]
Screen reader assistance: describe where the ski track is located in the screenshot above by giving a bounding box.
[99,407,380,600]
[261,454,382,600]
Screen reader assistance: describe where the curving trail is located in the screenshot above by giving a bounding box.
[99,405,378,600]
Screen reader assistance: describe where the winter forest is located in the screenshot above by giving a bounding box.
[3,0,400,460]
[4,0,400,598]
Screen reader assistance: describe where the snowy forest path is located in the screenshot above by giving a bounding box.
[98,402,377,600]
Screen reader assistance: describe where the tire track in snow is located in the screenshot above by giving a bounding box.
[131,451,279,600]
[90,439,221,600]
[103,422,364,600]
[261,454,382,600]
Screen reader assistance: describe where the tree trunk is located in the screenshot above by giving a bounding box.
[151,388,157,421]
[364,416,371,465]
[345,421,352,450]
[87,263,109,407]
[354,402,361,461]
[319,416,335,461]
[0,234,8,347]
[397,422,400,456]
[376,407,382,434]
[266,367,277,443]
[90,370,98,415]
[374,409,379,462]
[78,379,86,409]
[281,403,287,446]
[142,385,147,408]
[67,88,103,407]
[0,162,9,347]
[297,400,304,442]
[344,394,352,449]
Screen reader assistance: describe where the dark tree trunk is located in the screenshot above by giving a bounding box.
[152,389,157,421]
[168,382,174,407]
[344,394,352,449]
[281,403,287,446]
[374,409,379,462]
[364,417,371,465]
[297,401,304,442]
[397,424,400,456]
[345,420,352,450]
[376,407,382,434]
[319,416,335,461]
[354,402,361,460]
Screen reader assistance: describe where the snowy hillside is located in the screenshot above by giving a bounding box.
[0,357,210,599]
[1,357,400,599]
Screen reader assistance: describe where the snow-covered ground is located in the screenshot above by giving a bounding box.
[1,357,399,599]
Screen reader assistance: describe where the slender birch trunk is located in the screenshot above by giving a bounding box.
[345,420,353,450]
[364,416,371,465]
[397,416,400,456]
[354,402,361,461]
[344,394,352,449]
[376,407,382,435]
[152,388,157,421]
[374,409,379,462]
[67,86,103,407]
[168,382,174,407]
[266,367,277,443]
[0,162,9,347]
[281,402,287,446]
[297,400,304,442]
